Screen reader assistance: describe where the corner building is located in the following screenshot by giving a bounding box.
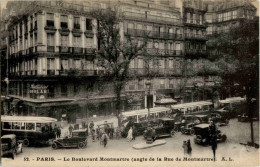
[3,0,254,122]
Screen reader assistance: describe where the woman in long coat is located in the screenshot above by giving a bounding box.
[127,127,133,142]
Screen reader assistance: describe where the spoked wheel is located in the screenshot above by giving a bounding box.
[52,143,58,149]
[170,130,175,137]
[23,139,30,147]
[181,128,185,134]
[190,129,195,135]
[78,142,85,149]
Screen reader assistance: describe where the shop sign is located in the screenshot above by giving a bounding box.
[29,84,49,94]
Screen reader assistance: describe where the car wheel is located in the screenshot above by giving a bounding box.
[174,126,178,132]
[52,143,58,149]
[190,129,195,135]
[196,135,202,144]
[78,142,85,149]
[222,135,227,142]
[23,139,30,147]
[170,130,175,137]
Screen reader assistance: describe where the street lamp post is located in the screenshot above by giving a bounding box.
[145,79,151,122]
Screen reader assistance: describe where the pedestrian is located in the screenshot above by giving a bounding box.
[57,126,61,139]
[110,124,114,139]
[187,139,192,156]
[54,124,58,139]
[209,121,218,161]
[182,141,188,155]
[91,128,96,142]
[96,127,101,140]
[101,132,109,147]
[69,124,73,136]
[151,128,156,142]
[89,121,94,130]
[127,127,133,142]
[132,126,136,140]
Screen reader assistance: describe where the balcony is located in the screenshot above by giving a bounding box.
[185,49,208,59]
[59,69,104,77]
[146,48,183,56]
[47,46,55,52]
[123,11,180,25]
[29,47,34,54]
[185,33,207,41]
[125,29,183,40]
[59,46,70,53]
[47,69,55,75]
[59,28,70,35]
[44,25,57,34]
[72,47,83,54]
[84,30,94,38]
[128,68,182,77]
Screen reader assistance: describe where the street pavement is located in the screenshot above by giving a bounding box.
[2,119,259,167]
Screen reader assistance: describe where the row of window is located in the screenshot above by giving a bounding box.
[185,12,204,25]
[129,58,182,69]
[46,13,92,30]
[126,78,182,90]
[127,22,181,34]
[206,22,238,35]
[9,59,96,73]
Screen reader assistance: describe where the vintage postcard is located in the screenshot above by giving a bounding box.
[0,0,259,167]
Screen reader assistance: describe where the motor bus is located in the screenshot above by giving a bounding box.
[121,107,171,124]
[1,116,57,146]
[171,101,213,115]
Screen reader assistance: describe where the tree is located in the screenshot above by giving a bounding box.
[91,8,148,127]
[212,18,259,145]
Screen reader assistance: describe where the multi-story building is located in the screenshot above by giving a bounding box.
[204,0,257,57]
[2,0,256,122]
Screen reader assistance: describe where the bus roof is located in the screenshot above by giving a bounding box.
[194,124,210,128]
[194,115,208,118]
[171,101,212,110]
[1,116,57,123]
[1,134,16,139]
[121,107,170,117]
[219,97,245,104]
[154,98,177,105]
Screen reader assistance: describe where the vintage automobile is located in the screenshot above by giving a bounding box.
[121,119,158,138]
[52,129,88,149]
[193,115,209,125]
[174,115,194,131]
[209,109,230,126]
[180,123,195,135]
[143,118,175,139]
[1,134,23,159]
[193,124,227,145]
[237,113,259,122]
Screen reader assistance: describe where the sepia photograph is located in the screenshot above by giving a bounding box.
[0,0,259,166]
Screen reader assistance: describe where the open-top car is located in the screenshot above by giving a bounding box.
[143,118,175,139]
[209,109,230,126]
[193,124,227,145]
[174,115,194,131]
[180,123,195,135]
[193,115,209,125]
[1,134,23,159]
[52,129,88,149]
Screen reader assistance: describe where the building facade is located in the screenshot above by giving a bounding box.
[1,0,256,122]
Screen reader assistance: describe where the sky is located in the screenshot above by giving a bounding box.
[0,0,259,15]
